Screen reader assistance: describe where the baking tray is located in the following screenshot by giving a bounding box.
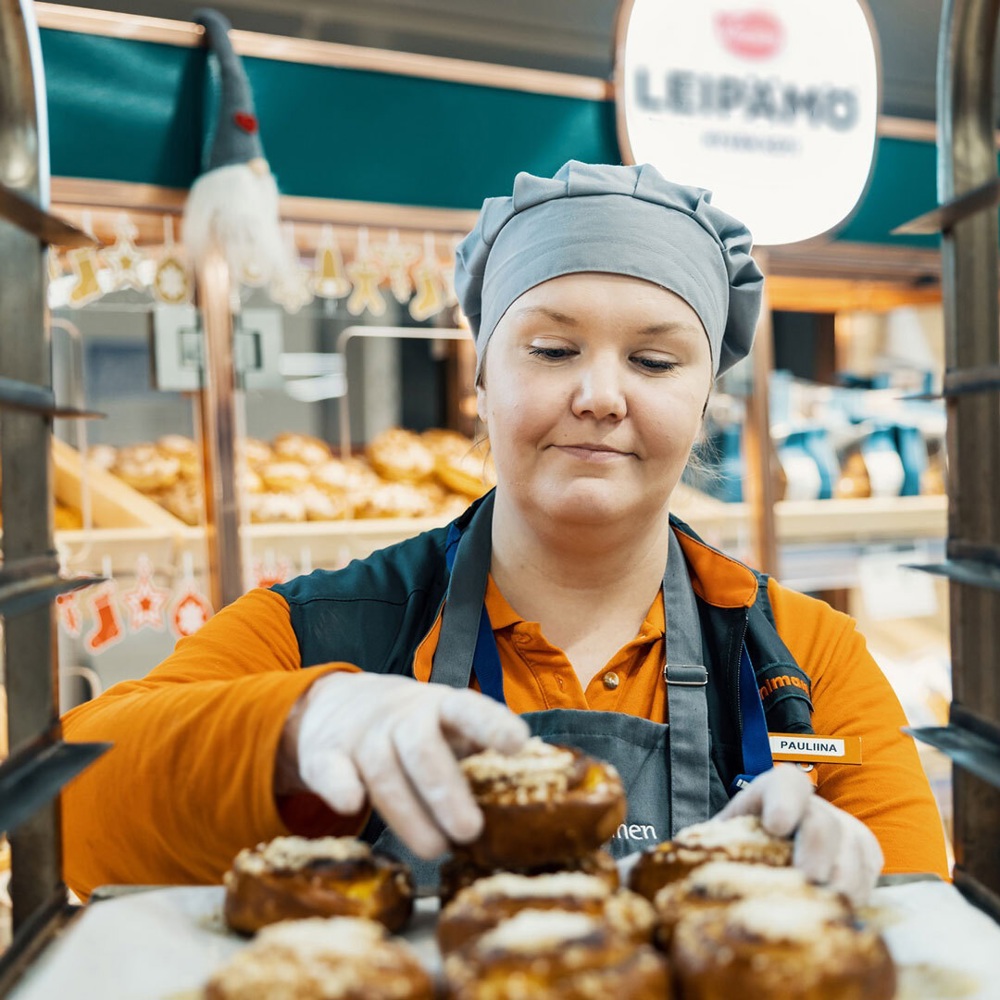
[8,881,1000,999]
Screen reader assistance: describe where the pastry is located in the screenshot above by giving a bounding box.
[54,503,84,531]
[366,428,435,483]
[239,437,274,469]
[443,909,670,1000]
[434,438,496,499]
[156,434,201,480]
[246,492,307,524]
[85,443,117,471]
[302,488,351,522]
[652,860,848,949]
[629,814,793,901]
[437,871,655,955]
[439,847,619,904]
[311,458,381,508]
[223,836,415,935]
[156,481,202,526]
[671,895,895,1000]
[259,460,312,494]
[355,482,436,519]
[273,432,333,467]
[204,916,433,1000]
[112,444,181,493]
[456,737,627,869]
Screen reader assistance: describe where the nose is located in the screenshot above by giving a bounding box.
[570,357,627,421]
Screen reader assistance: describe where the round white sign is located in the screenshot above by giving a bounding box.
[615,0,880,246]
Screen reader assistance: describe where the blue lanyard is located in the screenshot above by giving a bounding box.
[446,522,774,791]
[730,641,774,793]
[445,523,506,703]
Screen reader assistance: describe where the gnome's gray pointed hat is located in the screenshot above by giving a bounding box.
[194,8,265,170]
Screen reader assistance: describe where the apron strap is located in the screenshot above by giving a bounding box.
[430,492,505,700]
[663,527,711,835]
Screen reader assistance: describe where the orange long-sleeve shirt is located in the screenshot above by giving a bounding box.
[62,528,949,898]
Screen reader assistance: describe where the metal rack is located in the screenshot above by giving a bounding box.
[895,0,1000,920]
[0,0,108,991]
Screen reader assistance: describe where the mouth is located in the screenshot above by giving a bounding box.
[553,443,634,461]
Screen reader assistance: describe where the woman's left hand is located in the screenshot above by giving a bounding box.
[715,764,883,907]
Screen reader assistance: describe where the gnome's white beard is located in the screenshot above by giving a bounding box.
[182,162,292,288]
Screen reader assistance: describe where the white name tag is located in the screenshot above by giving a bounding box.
[768,733,862,764]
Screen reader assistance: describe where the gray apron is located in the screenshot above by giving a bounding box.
[372,493,713,887]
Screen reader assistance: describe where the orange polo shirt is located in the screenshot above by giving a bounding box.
[411,576,668,720]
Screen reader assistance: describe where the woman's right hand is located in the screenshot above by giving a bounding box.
[277,672,529,859]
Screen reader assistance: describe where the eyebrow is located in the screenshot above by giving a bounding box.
[511,305,579,326]
[512,306,700,339]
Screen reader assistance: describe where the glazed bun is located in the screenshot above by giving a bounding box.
[437,871,655,955]
[443,909,670,1000]
[629,814,793,901]
[456,738,627,869]
[223,836,414,935]
[204,916,434,1000]
[671,894,895,1000]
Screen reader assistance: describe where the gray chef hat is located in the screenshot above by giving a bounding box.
[455,160,764,377]
[194,9,265,170]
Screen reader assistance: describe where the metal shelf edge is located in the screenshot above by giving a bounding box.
[905,724,1000,790]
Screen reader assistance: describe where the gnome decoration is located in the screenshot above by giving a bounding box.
[182,9,291,291]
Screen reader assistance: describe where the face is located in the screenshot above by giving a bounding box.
[478,272,714,528]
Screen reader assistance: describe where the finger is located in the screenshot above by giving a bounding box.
[438,689,530,755]
[793,801,841,885]
[299,747,367,816]
[393,710,484,844]
[758,766,814,838]
[715,765,813,838]
[829,821,883,908]
[353,731,449,859]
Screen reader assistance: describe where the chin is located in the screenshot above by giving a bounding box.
[534,480,656,527]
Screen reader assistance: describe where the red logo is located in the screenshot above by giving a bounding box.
[714,10,784,60]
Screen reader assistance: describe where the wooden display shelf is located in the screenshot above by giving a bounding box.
[51,438,188,532]
[48,493,948,582]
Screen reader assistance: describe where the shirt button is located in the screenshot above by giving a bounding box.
[513,632,531,645]
[603,671,620,690]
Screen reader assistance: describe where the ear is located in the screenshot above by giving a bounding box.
[476,382,488,425]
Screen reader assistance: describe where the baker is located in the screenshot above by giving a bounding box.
[62,161,948,905]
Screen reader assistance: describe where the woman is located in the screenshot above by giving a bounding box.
[62,161,948,906]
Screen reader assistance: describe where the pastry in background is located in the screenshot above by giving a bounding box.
[157,434,201,480]
[629,814,793,902]
[437,871,655,955]
[259,460,311,494]
[302,488,351,522]
[356,482,437,519]
[443,909,669,1000]
[671,895,895,1000]
[223,836,414,935]
[246,492,307,524]
[112,444,181,493]
[54,503,84,531]
[84,443,118,472]
[204,916,433,1000]
[367,428,435,483]
[273,432,332,467]
[455,738,626,870]
[434,437,496,500]
[239,437,274,470]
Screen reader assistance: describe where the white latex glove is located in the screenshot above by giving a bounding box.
[291,672,530,859]
[715,764,884,907]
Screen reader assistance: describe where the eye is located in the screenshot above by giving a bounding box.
[528,346,576,361]
[632,355,678,373]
